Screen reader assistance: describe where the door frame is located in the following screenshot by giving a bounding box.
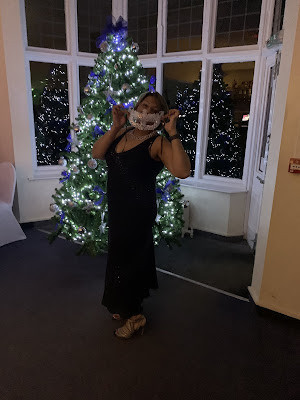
[244,46,281,248]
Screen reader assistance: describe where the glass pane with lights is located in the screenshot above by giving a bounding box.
[77,0,112,53]
[163,62,202,177]
[30,62,70,166]
[128,0,158,54]
[79,66,94,103]
[167,0,204,53]
[24,0,66,49]
[215,0,262,48]
[205,62,255,179]
[144,68,156,91]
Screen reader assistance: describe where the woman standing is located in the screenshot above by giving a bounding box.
[92,91,190,339]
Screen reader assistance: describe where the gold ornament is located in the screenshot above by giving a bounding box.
[73,125,80,133]
[78,226,86,234]
[58,157,67,167]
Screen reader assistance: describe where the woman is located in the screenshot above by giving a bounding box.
[92,91,191,339]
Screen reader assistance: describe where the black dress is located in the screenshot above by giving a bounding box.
[102,127,164,318]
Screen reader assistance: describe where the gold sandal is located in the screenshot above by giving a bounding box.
[114,314,146,339]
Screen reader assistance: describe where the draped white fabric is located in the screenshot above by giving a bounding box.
[0,162,26,247]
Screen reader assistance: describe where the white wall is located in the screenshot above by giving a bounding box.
[181,185,247,236]
[0,0,60,222]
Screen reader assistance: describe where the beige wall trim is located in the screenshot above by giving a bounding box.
[248,286,300,320]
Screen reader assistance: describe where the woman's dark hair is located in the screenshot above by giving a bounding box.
[134,91,169,113]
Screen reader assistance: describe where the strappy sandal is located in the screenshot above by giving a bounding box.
[114,314,146,339]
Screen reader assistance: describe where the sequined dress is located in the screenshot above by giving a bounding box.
[102,127,164,318]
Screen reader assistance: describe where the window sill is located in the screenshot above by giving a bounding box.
[28,166,64,181]
[180,177,248,194]
[29,167,247,194]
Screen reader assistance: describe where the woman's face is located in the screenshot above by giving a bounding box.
[136,96,161,115]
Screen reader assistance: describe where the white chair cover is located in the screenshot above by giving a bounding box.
[0,162,26,247]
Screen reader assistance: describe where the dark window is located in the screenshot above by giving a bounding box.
[30,62,70,166]
[163,62,202,176]
[77,0,112,53]
[215,0,262,48]
[24,0,66,50]
[205,62,255,178]
[167,0,204,53]
[128,0,158,55]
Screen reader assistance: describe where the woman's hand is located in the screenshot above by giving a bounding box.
[112,105,127,130]
[162,109,180,136]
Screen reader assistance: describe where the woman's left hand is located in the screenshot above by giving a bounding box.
[162,109,180,135]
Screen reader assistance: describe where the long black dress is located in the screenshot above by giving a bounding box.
[102,127,164,318]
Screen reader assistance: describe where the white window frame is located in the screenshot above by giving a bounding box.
[22,0,277,194]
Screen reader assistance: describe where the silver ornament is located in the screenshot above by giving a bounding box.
[155,214,162,223]
[71,145,79,153]
[122,83,131,92]
[58,157,67,167]
[71,165,79,174]
[99,222,107,235]
[83,200,94,213]
[131,42,139,52]
[49,203,59,213]
[78,226,86,234]
[87,158,98,169]
[87,113,94,120]
[100,41,109,53]
[68,201,77,208]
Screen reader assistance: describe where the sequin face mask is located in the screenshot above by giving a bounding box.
[128,108,164,131]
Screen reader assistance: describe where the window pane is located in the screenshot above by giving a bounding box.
[167,0,204,53]
[79,66,94,102]
[25,0,66,50]
[31,62,70,166]
[205,62,255,179]
[163,62,202,177]
[128,0,158,54]
[215,0,262,48]
[272,0,286,34]
[77,0,112,53]
[144,68,156,91]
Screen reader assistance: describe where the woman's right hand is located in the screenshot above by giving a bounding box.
[112,105,127,129]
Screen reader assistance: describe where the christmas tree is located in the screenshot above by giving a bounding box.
[175,75,201,176]
[34,64,70,166]
[49,17,184,256]
[205,65,243,178]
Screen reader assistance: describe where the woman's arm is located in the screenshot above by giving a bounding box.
[92,125,124,160]
[155,109,191,179]
[92,105,126,160]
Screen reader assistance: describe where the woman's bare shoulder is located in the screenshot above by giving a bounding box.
[115,127,127,139]
[150,134,169,160]
[116,125,134,138]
